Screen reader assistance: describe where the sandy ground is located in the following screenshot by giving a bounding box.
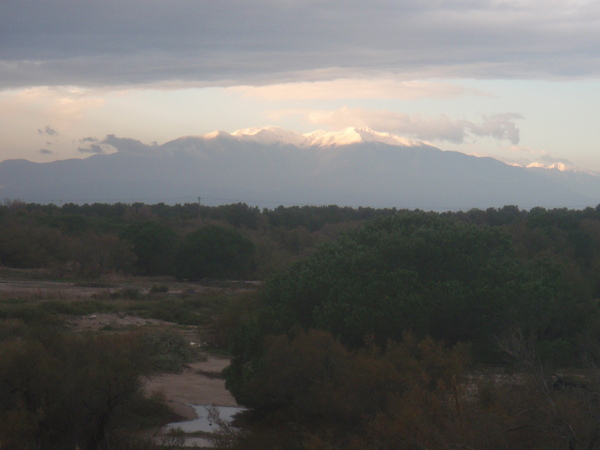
[66,314,239,420]
[145,356,238,420]
[68,313,171,331]
[0,276,241,424]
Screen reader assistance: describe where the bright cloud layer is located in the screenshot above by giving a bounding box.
[288,107,522,145]
[229,79,480,101]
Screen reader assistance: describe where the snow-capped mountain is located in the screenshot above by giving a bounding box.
[526,162,570,171]
[207,126,426,148]
[0,127,598,209]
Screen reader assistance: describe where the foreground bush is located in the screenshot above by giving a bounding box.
[226,329,469,448]
[0,325,171,449]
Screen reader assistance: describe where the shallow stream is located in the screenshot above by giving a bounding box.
[165,405,243,433]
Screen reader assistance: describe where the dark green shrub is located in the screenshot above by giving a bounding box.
[226,213,580,404]
[0,331,158,449]
[174,225,255,281]
[149,284,169,294]
[112,287,142,300]
[140,327,200,373]
[120,221,177,276]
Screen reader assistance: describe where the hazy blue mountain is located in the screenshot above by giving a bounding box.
[525,165,600,204]
[0,127,597,210]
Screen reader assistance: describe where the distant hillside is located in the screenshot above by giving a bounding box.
[0,127,597,209]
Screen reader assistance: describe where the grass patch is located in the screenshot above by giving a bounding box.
[149,284,170,294]
[140,327,204,373]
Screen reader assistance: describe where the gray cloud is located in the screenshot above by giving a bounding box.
[77,144,106,154]
[2,1,600,89]
[77,137,120,155]
[39,148,55,155]
[78,135,158,156]
[37,126,58,136]
[102,135,157,155]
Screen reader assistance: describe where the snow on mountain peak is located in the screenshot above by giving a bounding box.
[204,130,232,139]
[231,126,307,146]
[304,127,422,147]
[527,162,569,171]
[226,126,424,148]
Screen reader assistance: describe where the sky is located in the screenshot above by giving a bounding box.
[1,0,600,171]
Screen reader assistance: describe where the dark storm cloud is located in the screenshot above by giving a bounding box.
[1,0,600,89]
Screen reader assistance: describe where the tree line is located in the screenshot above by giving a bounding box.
[221,210,600,448]
[4,201,600,283]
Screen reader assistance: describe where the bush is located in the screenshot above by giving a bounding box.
[112,287,142,300]
[174,225,255,281]
[0,330,158,449]
[120,221,177,276]
[140,327,201,373]
[149,284,169,294]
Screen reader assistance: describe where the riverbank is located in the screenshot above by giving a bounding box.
[144,355,238,421]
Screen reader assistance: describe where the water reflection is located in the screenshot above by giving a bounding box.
[165,405,244,434]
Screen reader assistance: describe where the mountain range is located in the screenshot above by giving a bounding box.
[1,127,599,210]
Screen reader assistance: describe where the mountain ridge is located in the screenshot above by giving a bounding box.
[170,126,430,150]
[0,127,598,209]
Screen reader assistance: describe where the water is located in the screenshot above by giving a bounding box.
[165,405,244,434]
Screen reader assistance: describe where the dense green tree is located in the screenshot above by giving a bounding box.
[120,220,177,275]
[225,213,582,405]
[173,225,255,280]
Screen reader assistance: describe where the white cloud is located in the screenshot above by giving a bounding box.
[0,87,105,130]
[0,87,108,161]
[283,106,522,144]
[467,113,522,145]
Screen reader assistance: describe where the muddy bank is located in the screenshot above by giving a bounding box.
[145,355,238,420]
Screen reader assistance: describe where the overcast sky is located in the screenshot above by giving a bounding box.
[2,0,600,171]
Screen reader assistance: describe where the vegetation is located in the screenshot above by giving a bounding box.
[225,213,584,404]
[120,220,177,275]
[222,208,600,448]
[174,225,255,280]
[0,281,250,449]
[0,323,174,449]
[6,201,600,447]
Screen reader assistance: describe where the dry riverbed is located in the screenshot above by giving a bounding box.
[0,273,245,445]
